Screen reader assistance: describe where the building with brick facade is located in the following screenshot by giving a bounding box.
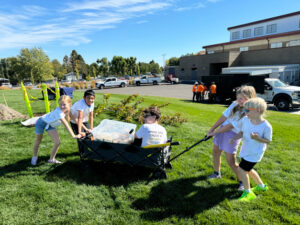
[165,11,300,85]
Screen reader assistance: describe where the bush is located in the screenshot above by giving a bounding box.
[25,86,32,90]
[0,86,11,90]
[85,82,88,89]
[91,80,96,89]
[72,82,80,89]
[79,82,85,89]
[62,82,71,87]
[36,84,42,88]
[95,94,187,126]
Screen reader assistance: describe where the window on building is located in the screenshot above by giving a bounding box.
[287,40,300,47]
[240,46,249,51]
[254,26,263,36]
[266,24,277,34]
[232,31,240,40]
[243,29,251,38]
[207,50,215,54]
[270,42,282,48]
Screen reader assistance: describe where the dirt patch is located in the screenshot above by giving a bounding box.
[0,104,28,121]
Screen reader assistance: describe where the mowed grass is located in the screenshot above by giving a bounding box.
[0,89,299,225]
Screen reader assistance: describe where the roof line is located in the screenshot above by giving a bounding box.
[227,11,300,30]
[203,30,300,48]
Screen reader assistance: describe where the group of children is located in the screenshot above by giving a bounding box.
[206,86,272,201]
[31,90,166,165]
[31,85,272,202]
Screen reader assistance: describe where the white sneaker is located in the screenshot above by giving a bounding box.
[238,182,245,191]
[31,156,38,166]
[208,173,221,179]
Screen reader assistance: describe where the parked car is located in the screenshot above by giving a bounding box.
[23,82,33,86]
[96,77,128,89]
[134,75,161,86]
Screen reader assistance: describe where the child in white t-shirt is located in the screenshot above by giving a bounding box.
[70,89,95,153]
[135,106,167,147]
[230,97,272,201]
[31,95,81,165]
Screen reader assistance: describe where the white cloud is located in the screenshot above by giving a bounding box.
[136,20,148,24]
[0,0,172,50]
[175,2,205,11]
[207,0,221,3]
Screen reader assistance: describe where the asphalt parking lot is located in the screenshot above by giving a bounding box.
[93,83,300,115]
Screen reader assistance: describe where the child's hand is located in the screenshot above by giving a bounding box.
[207,131,215,137]
[250,132,259,140]
[73,134,82,139]
[79,132,86,137]
[86,129,93,133]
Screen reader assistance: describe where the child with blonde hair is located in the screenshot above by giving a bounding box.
[31,95,81,165]
[207,86,256,191]
[230,97,272,201]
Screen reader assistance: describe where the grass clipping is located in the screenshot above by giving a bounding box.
[0,104,28,121]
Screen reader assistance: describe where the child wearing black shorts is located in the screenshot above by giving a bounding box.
[230,97,272,201]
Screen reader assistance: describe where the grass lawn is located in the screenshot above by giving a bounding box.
[0,89,299,225]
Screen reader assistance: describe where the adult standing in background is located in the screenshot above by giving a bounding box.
[192,82,198,102]
[210,82,217,103]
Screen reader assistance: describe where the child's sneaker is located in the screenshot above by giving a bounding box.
[251,185,269,193]
[208,173,221,179]
[31,156,38,166]
[238,182,244,191]
[48,159,62,164]
[239,190,256,201]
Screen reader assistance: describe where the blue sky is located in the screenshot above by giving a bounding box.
[0,0,300,66]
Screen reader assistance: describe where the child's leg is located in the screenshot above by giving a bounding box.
[225,152,240,179]
[47,130,60,160]
[249,169,264,185]
[213,144,222,172]
[238,167,250,190]
[33,134,43,157]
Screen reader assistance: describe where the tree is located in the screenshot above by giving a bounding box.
[111,56,127,76]
[62,55,71,73]
[52,59,65,80]
[136,64,140,75]
[166,57,180,66]
[97,57,109,76]
[126,57,136,75]
[90,62,98,79]
[19,47,54,83]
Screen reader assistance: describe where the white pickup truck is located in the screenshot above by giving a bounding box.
[257,78,300,111]
[96,77,128,89]
[134,75,161,86]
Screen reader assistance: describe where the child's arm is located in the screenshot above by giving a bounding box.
[70,112,89,132]
[250,133,271,144]
[89,111,94,131]
[60,118,81,138]
[207,115,227,136]
[229,131,243,145]
[77,111,86,136]
[208,123,234,137]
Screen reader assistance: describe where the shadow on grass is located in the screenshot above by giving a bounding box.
[45,159,154,187]
[132,176,239,220]
[0,152,78,178]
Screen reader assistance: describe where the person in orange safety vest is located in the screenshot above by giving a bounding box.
[209,82,217,103]
[192,82,198,102]
[197,82,205,102]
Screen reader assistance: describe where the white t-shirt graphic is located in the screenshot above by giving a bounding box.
[136,123,167,147]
